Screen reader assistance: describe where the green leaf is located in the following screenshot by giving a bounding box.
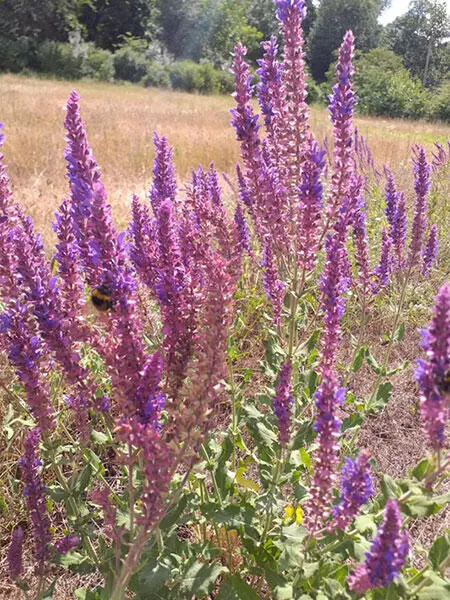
[131,560,171,596]
[366,351,383,375]
[416,576,450,599]
[380,474,402,500]
[429,533,450,570]
[392,322,406,342]
[216,436,234,497]
[341,413,363,432]
[354,514,377,536]
[91,430,109,445]
[351,346,368,372]
[160,494,188,530]
[179,562,229,597]
[217,575,262,600]
[298,448,311,471]
[370,381,393,412]
[411,459,431,481]
[291,421,315,450]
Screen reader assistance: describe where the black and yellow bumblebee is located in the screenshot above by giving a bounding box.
[438,369,450,395]
[91,284,115,312]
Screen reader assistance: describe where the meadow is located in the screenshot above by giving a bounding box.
[0,11,450,599]
[1,73,450,240]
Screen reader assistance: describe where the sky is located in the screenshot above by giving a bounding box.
[379,0,450,25]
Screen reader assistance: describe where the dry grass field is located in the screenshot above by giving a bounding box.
[1,73,450,243]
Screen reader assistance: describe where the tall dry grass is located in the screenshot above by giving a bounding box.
[1,73,449,241]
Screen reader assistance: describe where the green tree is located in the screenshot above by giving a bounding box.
[80,0,159,50]
[354,47,428,118]
[0,0,81,44]
[308,0,387,82]
[384,0,450,87]
[158,0,262,66]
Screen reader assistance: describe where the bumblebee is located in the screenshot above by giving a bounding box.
[91,284,114,312]
[438,369,450,395]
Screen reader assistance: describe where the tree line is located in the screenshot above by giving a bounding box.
[0,0,449,120]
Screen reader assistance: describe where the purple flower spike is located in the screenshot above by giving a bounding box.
[331,450,374,531]
[304,230,351,534]
[408,146,431,267]
[150,132,177,216]
[64,90,102,270]
[128,195,159,291]
[275,0,306,24]
[276,0,309,190]
[422,224,438,276]
[262,242,285,326]
[53,197,86,322]
[297,138,326,272]
[415,282,450,450]
[391,192,407,270]
[234,200,252,255]
[273,360,294,445]
[0,302,55,431]
[8,526,24,580]
[55,535,80,554]
[375,227,392,290]
[327,31,356,226]
[384,168,398,231]
[348,500,409,593]
[257,36,282,133]
[19,429,52,567]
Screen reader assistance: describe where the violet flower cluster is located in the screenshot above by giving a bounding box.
[326,30,356,227]
[415,282,450,451]
[348,500,409,593]
[409,145,431,268]
[19,429,52,568]
[331,450,374,531]
[8,526,24,580]
[273,360,294,446]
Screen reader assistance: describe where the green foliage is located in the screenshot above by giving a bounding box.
[113,39,148,83]
[383,0,450,87]
[168,61,233,95]
[0,36,31,72]
[355,48,429,119]
[308,0,385,82]
[80,0,159,51]
[143,62,171,89]
[36,41,85,79]
[84,46,114,82]
[428,80,450,121]
[0,0,81,45]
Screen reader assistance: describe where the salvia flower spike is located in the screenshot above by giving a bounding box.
[408,145,431,268]
[273,360,294,446]
[415,282,450,451]
[8,526,24,580]
[19,429,52,569]
[347,500,409,593]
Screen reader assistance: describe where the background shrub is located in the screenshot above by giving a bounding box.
[84,45,114,81]
[168,60,232,94]
[36,41,84,79]
[428,80,450,121]
[143,62,171,88]
[0,36,30,73]
[355,48,428,119]
[113,40,148,83]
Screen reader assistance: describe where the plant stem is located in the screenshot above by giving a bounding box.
[110,527,149,600]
